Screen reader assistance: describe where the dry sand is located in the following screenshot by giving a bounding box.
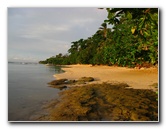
[54,64,158,89]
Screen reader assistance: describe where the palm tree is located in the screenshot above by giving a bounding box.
[99,23,107,39]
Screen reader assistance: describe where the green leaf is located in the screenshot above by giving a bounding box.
[108,12,114,19]
[143,31,150,37]
[126,11,132,20]
[138,17,145,30]
[154,41,158,46]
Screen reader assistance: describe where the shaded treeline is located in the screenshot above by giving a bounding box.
[39,8,158,68]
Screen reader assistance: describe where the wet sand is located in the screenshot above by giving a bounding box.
[54,64,158,89]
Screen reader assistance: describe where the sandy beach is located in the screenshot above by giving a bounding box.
[54,64,158,89]
[35,64,158,121]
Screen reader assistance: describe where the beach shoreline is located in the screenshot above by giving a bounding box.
[34,64,158,121]
[54,64,158,90]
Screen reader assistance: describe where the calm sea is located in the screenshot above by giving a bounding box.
[8,62,63,121]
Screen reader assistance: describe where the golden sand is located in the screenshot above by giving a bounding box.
[54,64,158,89]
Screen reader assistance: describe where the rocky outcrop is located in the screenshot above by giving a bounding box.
[48,77,95,89]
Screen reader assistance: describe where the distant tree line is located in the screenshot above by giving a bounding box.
[39,8,158,68]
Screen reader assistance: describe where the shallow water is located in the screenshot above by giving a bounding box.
[8,63,63,121]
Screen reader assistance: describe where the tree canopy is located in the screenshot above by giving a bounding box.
[39,8,158,68]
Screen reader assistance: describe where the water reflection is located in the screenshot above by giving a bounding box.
[8,63,63,121]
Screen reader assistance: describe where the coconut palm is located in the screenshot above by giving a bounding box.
[98,22,108,39]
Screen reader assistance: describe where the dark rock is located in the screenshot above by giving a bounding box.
[49,85,67,90]
[75,80,86,84]
[75,77,94,84]
[48,79,68,85]
[78,77,94,82]
[68,80,76,84]
[48,77,95,87]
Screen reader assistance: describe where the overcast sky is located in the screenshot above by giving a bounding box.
[8,8,108,62]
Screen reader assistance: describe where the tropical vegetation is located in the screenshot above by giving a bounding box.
[39,8,158,68]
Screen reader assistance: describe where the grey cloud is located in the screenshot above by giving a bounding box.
[8,8,108,62]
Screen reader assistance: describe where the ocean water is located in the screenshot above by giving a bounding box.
[8,63,63,121]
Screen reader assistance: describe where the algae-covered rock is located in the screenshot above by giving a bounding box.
[48,79,68,90]
[38,83,158,121]
[67,80,76,84]
[48,79,68,85]
[78,77,94,82]
[49,85,67,90]
[48,77,94,86]
[74,77,95,84]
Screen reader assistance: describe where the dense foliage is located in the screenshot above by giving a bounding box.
[39,8,158,68]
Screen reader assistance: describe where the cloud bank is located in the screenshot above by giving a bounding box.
[8,8,108,62]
